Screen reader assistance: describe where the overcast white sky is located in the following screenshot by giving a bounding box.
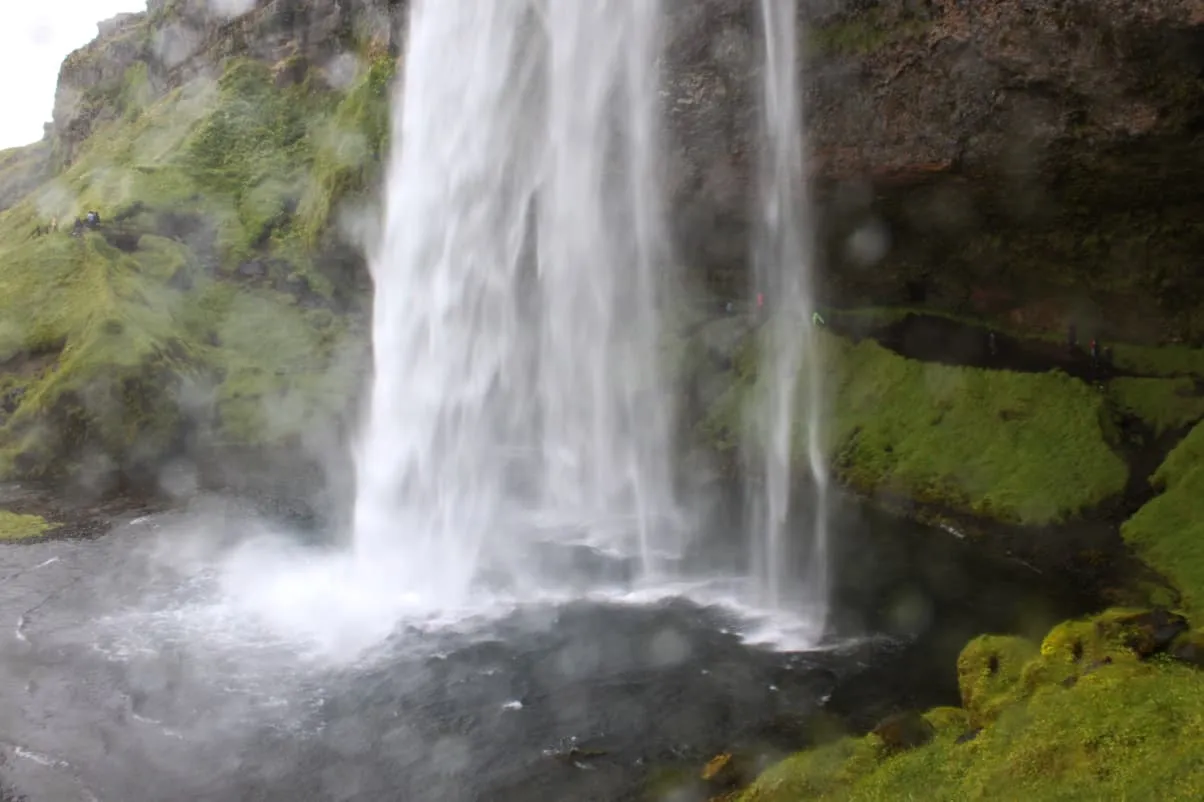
[0,1,148,150]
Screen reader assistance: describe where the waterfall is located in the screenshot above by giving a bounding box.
[350,0,682,609]
[746,0,830,634]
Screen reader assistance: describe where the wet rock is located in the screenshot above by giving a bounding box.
[167,265,193,290]
[1115,609,1190,659]
[543,736,609,769]
[237,259,268,279]
[0,777,28,802]
[1170,632,1204,668]
[700,751,762,793]
[273,54,310,88]
[870,711,935,754]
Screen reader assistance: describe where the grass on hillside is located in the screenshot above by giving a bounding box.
[1122,421,1204,612]
[808,8,932,57]
[0,510,52,540]
[0,49,390,477]
[737,612,1204,802]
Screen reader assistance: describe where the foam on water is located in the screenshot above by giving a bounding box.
[90,505,835,674]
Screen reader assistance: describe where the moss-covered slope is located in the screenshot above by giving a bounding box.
[1123,421,1204,612]
[700,327,1129,525]
[0,42,394,481]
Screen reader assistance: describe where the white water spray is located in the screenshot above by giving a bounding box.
[746,0,829,632]
[351,0,682,610]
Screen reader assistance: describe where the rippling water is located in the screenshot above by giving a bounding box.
[0,495,1095,802]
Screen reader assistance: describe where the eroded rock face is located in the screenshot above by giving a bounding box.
[52,0,405,166]
[663,0,1204,341]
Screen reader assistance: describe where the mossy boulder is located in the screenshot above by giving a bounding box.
[737,611,1204,802]
[956,635,1038,726]
[823,335,1127,523]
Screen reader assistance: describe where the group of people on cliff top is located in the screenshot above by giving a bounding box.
[31,210,101,239]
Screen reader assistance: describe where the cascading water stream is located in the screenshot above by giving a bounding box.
[350,0,683,609]
[746,0,830,634]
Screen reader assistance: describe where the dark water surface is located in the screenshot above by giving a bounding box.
[0,495,1097,802]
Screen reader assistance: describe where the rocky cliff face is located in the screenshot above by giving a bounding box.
[52,0,403,166]
[664,0,1204,342]
[47,0,1204,342]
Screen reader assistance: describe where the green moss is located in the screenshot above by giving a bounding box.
[1107,376,1204,435]
[297,50,395,245]
[190,283,364,447]
[0,510,52,540]
[1113,343,1204,378]
[956,635,1038,725]
[739,614,1204,802]
[44,52,394,294]
[922,706,970,736]
[808,10,932,57]
[1123,421,1204,611]
[699,327,1127,524]
[822,334,1127,524]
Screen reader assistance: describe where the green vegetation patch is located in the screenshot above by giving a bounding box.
[0,50,390,478]
[0,510,52,541]
[809,9,932,57]
[1107,376,1204,435]
[956,635,1038,725]
[1112,342,1204,378]
[297,47,394,246]
[823,334,1126,524]
[1123,421,1204,611]
[738,612,1204,802]
[699,329,1128,524]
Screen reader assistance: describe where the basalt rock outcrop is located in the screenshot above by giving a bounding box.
[664,0,1204,342]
